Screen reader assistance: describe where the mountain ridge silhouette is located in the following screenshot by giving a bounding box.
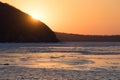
[0,2,59,42]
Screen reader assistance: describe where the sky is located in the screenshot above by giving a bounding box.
[1,0,120,35]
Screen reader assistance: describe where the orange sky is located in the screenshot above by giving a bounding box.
[1,0,120,35]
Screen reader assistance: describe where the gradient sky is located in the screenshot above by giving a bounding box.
[1,0,120,35]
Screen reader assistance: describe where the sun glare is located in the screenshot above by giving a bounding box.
[31,14,40,20]
[29,11,48,22]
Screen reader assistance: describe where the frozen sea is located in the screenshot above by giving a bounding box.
[0,42,120,54]
[0,42,120,80]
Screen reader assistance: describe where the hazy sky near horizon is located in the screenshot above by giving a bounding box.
[1,0,120,35]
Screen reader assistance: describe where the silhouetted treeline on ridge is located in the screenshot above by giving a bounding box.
[55,32,120,42]
[0,2,59,42]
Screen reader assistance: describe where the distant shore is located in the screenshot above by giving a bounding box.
[55,32,120,42]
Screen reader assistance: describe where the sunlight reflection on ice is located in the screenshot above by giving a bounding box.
[0,53,120,70]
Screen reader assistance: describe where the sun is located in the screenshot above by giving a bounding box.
[29,12,47,22]
[31,13,40,20]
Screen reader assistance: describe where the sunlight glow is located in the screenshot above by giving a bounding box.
[31,13,40,20]
[2,0,119,35]
[29,12,48,22]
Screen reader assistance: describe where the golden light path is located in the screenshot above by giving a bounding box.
[0,53,120,70]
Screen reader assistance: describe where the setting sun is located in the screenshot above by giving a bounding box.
[29,12,47,22]
[1,0,120,35]
[30,13,40,20]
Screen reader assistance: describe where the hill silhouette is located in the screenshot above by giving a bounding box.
[55,32,120,42]
[0,2,58,42]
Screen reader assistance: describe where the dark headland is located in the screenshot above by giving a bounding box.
[55,32,120,42]
[0,2,119,42]
[0,2,59,42]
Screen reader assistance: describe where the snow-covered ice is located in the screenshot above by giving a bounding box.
[0,42,120,80]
